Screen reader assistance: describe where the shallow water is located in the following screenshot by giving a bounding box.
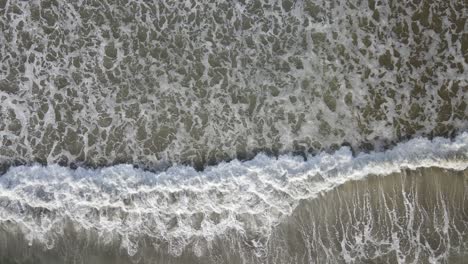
[0,134,467,263]
[0,166,467,264]
[0,0,467,263]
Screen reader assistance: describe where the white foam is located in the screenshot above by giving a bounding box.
[1,0,467,169]
[0,133,467,256]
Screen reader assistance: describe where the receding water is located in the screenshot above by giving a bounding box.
[0,0,467,263]
[0,167,467,264]
[0,134,467,263]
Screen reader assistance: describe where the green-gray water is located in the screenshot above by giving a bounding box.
[0,0,466,168]
[0,0,467,263]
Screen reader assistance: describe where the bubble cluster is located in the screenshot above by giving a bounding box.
[0,0,466,168]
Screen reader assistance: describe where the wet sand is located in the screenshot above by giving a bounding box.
[0,166,466,264]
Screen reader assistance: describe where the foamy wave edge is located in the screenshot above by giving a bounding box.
[0,133,467,256]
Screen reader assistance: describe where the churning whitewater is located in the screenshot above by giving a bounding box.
[0,133,467,261]
[1,0,468,263]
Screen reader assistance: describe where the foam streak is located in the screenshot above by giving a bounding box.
[0,133,467,256]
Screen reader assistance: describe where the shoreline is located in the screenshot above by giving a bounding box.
[0,166,466,264]
[0,132,465,263]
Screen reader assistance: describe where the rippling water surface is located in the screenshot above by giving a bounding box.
[1,0,466,167]
[0,0,467,263]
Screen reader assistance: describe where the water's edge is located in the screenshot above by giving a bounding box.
[1,0,467,263]
[0,167,467,264]
[0,133,466,264]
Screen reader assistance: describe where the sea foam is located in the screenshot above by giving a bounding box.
[0,133,467,256]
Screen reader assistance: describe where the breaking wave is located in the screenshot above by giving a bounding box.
[0,133,466,258]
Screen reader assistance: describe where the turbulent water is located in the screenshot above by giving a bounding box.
[0,135,467,264]
[1,0,467,168]
[0,0,467,263]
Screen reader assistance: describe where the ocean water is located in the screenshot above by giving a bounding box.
[0,136,467,263]
[0,134,467,263]
[0,0,467,263]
